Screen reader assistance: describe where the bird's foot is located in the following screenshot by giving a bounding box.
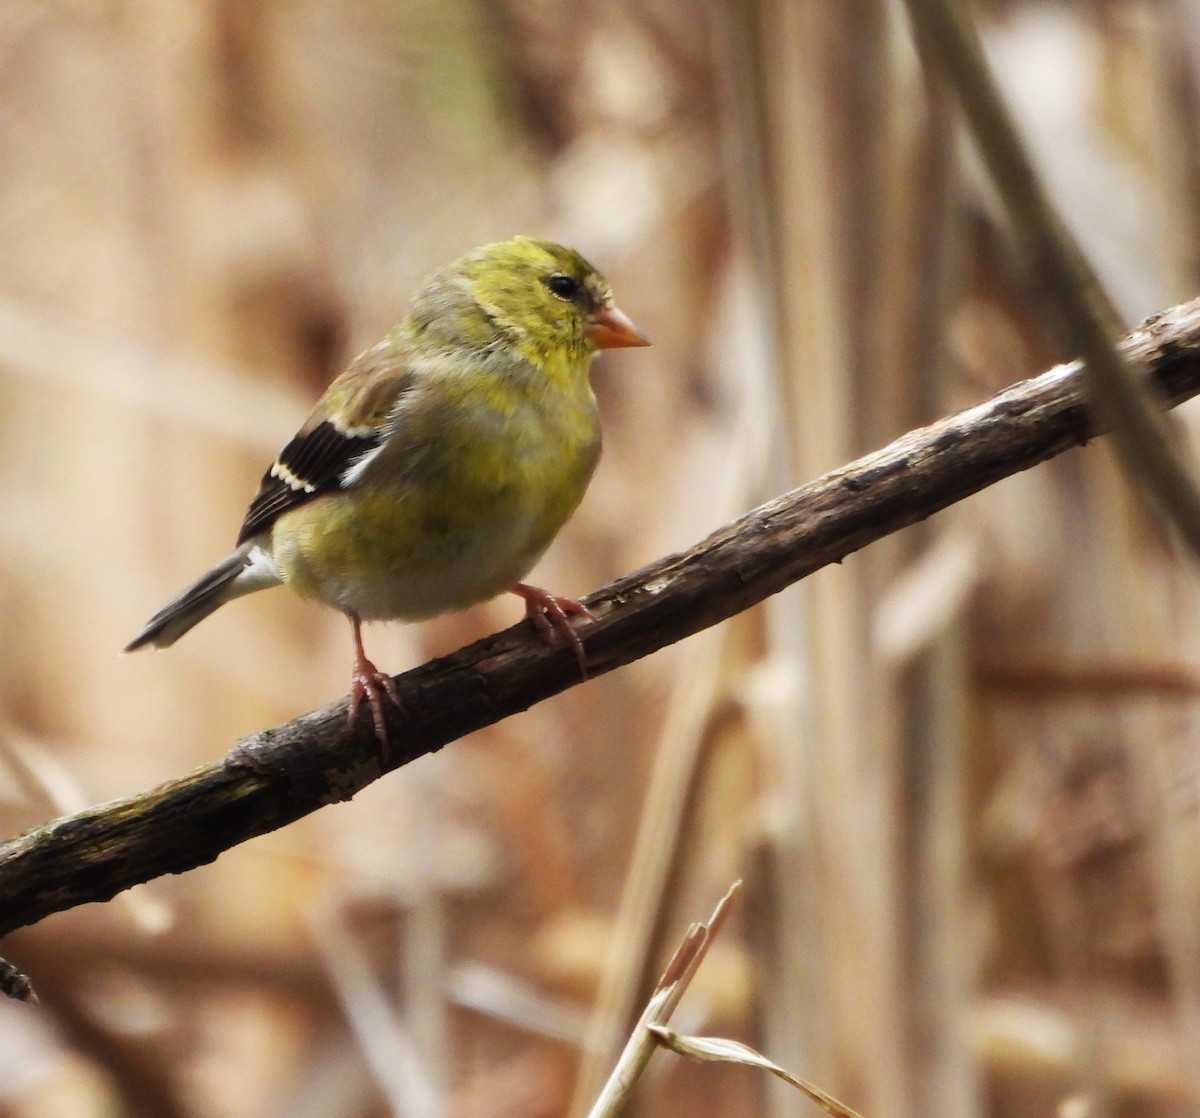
[511,582,595,679]
[348,658,402,762]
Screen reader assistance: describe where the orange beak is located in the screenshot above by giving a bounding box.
[587,301,651,350]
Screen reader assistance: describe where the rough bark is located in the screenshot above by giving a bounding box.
[3,297,1200,946]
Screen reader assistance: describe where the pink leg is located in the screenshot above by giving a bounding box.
[346,612,401,758]
[511,583,595,679]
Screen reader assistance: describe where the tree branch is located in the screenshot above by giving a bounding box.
[4,298,1200,945]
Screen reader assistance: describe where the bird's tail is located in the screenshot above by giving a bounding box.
[123,543,281,652]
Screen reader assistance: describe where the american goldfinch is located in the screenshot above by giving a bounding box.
[125,236,649,746]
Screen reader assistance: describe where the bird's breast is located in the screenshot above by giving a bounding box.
[271,382,601,621]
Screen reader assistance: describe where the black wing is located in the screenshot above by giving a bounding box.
[236,420,380,545]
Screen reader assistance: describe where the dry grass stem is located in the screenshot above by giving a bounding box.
[647,1026,862,1118]
[904,0,1200,557]
[584,880,741,1118]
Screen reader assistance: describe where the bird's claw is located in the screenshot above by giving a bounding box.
[348,660,402,762]
[513,583,595,680]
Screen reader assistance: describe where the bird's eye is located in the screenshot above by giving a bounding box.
[545,273,582,300]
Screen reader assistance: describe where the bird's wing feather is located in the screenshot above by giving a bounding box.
[237,340,417,545]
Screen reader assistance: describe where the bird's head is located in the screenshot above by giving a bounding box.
[408,237,649,369]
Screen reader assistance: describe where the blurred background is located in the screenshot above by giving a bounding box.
[1,1,1200,1116]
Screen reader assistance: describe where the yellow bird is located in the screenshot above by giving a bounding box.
[125,237,649,745]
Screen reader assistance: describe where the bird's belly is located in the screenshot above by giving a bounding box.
[270,449,595,622]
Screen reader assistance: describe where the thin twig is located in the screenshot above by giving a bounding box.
[0,956,35,1004]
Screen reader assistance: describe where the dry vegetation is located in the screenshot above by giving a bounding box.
[1,1,1199,1116]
